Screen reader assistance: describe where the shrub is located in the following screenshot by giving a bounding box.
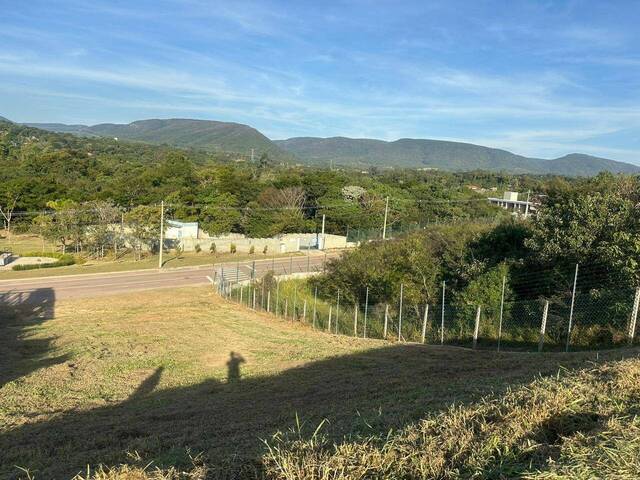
[12,254,76,271]
[230,243,237,254]
[210,242,217,254]
[249,245,255,254]
[194,243,201,253]
[263,245,269,255]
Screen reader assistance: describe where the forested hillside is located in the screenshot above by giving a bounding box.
[276,136,640,175]
[16,115,640,175]
[1,120,522,239]
[25,118,292,161]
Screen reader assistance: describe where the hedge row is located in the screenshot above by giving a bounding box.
[12,254,76,271]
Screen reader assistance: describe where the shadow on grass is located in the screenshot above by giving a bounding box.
[0,288,67,389]
[1,339,637,478]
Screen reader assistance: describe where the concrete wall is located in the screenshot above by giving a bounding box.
[179,236,300,254]
[175,232,348,253]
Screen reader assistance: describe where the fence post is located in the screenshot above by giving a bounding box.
[383,304,389,339]
[473,305,481,350]
[628,288,640,345]
[252,261,256,280]
[398,283,404,342]
[267,290,271,313]
[441,281,446,345]
[497,275,506,352]
[539,300,549,352]
[285,298,288,319]
[313,287,318,329]
[328,305,332,332]
[303,299,307,322]
[353,303,358,336]
[363,287,369,339]
[421,304,429,344]
[336,289,341,334]
[262,283,266,309]
[565,263,579,352]
[293,287,298,320]
[252,288,256,310]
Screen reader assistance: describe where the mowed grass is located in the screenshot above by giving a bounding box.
[0,234,302,279]
[1,286,636,479]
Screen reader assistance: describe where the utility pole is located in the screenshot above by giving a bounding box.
[524,190,531,218]
[321,214,326,250]
[158,200,164,269]
[382,196,389,240]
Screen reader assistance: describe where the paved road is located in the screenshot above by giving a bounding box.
[0,253,337,305]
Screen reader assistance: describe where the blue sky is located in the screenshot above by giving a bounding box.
[1,0,640,162]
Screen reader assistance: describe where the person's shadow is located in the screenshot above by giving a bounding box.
[226,351,245,383]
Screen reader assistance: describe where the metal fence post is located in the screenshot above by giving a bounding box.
[303,299,307,322]
[363,287,369,339]
[328,305,332,332]
[538,300,549,352]
[383,304,389,339]
[398,283,404,342]
[336,289,341,334]
[275,280,280,316]
[421,304,429,344]
[565,263,579,352]
[441,281,446,345]
[353,303,358,336]
[473,305,481,350]
[252,288,256,310]
[628,288,640,345]
[313,286,318,329]
[293,287,298,320]
[497,275,506,352]
[267,290,271,313]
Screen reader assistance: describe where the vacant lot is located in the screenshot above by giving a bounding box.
[0,287,633,479]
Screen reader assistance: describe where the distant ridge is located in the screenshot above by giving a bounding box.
[25,118,291,160]
[275,136,640,176]
[19,116,640,176]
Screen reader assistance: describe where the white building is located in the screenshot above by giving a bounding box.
[165,220,199,240]
[488,191,537,216]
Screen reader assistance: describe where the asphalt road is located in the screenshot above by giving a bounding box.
[0,253,337,305]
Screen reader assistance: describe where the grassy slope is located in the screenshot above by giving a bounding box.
[1,287,632,479]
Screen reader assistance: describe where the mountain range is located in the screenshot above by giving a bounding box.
[14,117,640,176]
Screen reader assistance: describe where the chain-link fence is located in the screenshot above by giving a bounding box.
[214,264,640,353]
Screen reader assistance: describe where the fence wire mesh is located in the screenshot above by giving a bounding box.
[214,263,640,353]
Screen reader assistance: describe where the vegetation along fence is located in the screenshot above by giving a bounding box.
[213,262,640,353]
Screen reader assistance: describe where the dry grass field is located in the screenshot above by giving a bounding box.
[1,286,637,479]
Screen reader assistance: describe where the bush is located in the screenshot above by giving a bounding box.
[210,242,217,254]
[263,245,269,255]
[12,254,76,271]
[230,243,237,254]
[194,243,201,253]
[249,245,255,254]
